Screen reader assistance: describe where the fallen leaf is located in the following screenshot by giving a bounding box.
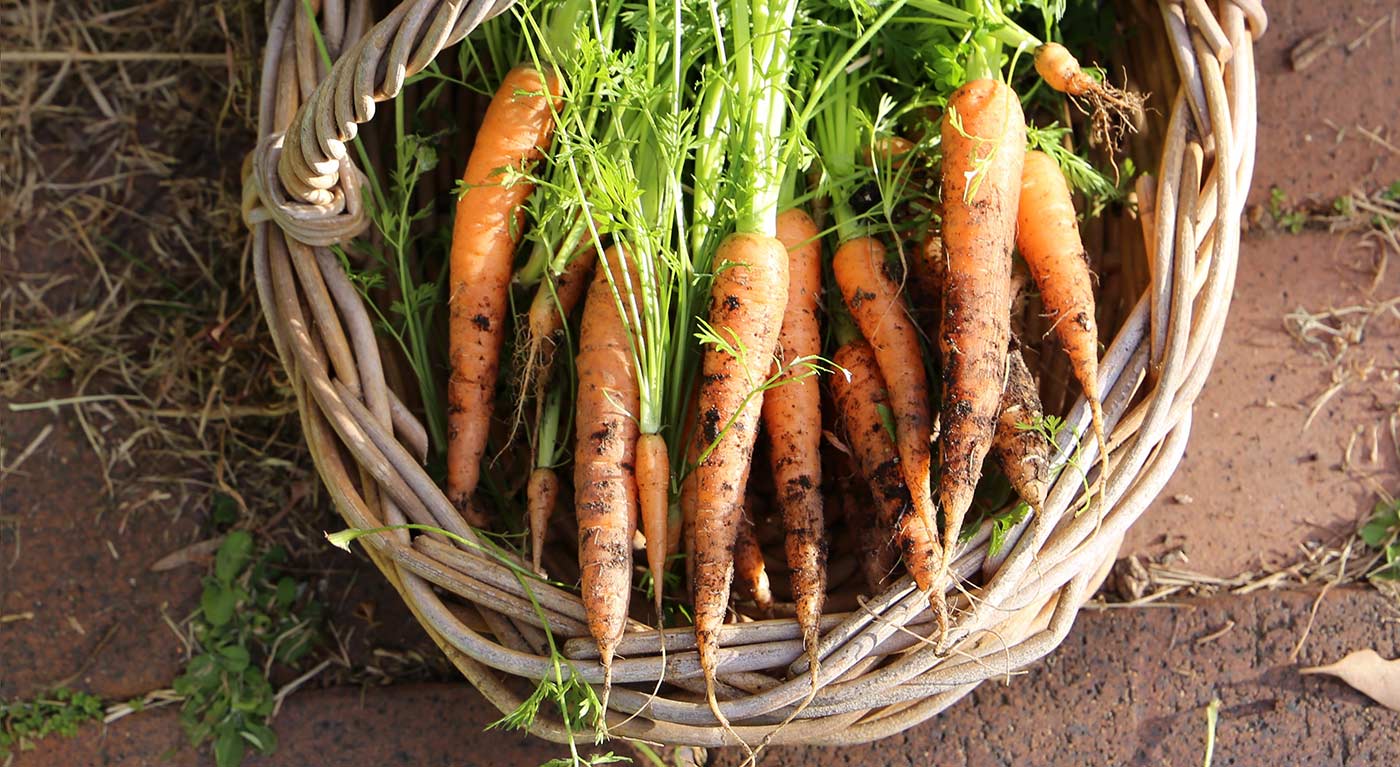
[149,536,225,572]
[1300,649,1400,711]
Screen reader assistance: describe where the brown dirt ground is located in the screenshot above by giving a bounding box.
[3,1,1400,766]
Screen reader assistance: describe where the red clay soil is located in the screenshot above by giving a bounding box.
[0,405,202,701]
[12,589,1397,767]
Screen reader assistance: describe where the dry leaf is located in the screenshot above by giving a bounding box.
[1299,649,1400,711]
[149,536,225,572]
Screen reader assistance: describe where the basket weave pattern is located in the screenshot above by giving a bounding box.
[243,0,1266,746]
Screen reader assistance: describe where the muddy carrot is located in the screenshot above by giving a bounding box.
[1016,149,1110,506]
[762,207,828,660]
[447,65,562,525]
[992,339,1051,514]
[936,77,1026,593]
[692,233,788,708]
[573,246,640,685]
[831,339,941,594]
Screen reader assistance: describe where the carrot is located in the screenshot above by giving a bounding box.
[936,78,1026,593]
[573,246,640,680]
[447,65,562,525]
[692,232,789,700]
[992,339,1051,513]
[733,509,773,613]
[637,433,670,617]
[909,229,944,329]
[840,471,895,595]
[762,208,827,659]
[521,245,597,400]
[679,389,700,595]
[1016,149,1109,506]
[1033,42,1142,149]
[831,339,941,594]
[527,467,560,575]
[832,236,939,579]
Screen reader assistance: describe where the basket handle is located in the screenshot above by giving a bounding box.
[244,0,517,246]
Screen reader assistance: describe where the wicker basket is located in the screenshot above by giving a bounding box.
[242,0,1266,747]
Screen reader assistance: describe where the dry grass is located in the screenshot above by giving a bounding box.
[0,1,460,703]
[0,0,314,533]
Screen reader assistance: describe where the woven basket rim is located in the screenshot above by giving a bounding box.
[243,0,1266,748]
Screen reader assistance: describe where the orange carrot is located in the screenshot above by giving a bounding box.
[522,245,597,396]
[637,433,670,617]
[733,509,773,613]
[831,339,941,596]
[992,339,1051,513]
[693,233,789,694]
[909,229,944,330]
[1034,43,1142,147]
[573,246,640,679]
[937,78,1026,591]
[527,466,560,575]
[447,65,561,525]
[762,208,827,657]
[1016,149,1109,503]
[833,237,939,575]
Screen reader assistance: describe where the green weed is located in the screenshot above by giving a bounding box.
[173,531,323,767]
[0,688,105,758]
[1360,497,1400,581]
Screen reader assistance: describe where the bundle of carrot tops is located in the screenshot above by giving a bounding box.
[379,0,1141,708]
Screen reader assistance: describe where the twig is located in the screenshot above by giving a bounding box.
[1,50,228,64]
[1195,621,1236,645]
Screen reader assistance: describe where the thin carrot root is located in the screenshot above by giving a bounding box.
[511,244,597,441]
[527,466,559,576]
[637,433,671,617]
[1088,399,1110,521]
[1034,42,1144,153]
[992,340,1051,515]
[734,512,773,613]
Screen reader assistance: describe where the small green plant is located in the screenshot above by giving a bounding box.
[173,531,323,767]
[1268,186,1308,234]
[0,688,105,757]
[1360,497,1400,580]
